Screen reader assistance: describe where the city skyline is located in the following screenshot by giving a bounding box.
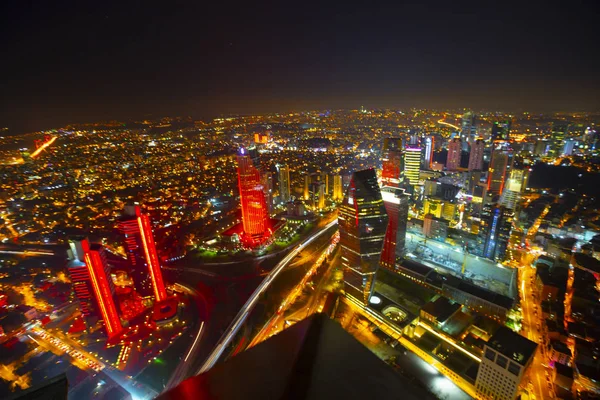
[1,2,600,399]
[1,2,600,134]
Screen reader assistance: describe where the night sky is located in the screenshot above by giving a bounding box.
[1,1,599,133]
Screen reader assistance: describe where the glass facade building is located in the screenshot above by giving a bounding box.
[339,169,388,305]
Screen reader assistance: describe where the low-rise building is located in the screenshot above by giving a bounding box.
[475,327,537,400]
[549,340,572,366]
[420,296,461,328]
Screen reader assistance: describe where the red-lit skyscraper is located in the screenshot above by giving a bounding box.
[380,186,409,270]
[237,146,271,247]
[67,237,122,339]
[118,205,167,302]
[380,139,409,270]
[381,138,404,187]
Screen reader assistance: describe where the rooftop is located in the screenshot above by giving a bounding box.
[159,313,433,400]
[421,297,461,324]
[486,327,537,366]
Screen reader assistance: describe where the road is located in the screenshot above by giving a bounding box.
[515,203,553,400]
[247,232,340,348]
[196,219,338,374]
[162,283,208,391]
[27,324,158,400]
[339,299,473,400]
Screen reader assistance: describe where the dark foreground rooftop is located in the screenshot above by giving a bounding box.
[8,373,68,400]
[160,313,434,400]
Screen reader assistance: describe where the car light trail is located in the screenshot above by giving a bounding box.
[184,321,204,362]
[437,119,461,131]
[197,219,337,374]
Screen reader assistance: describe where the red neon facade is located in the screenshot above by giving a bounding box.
[84,246,122,339]
[380,198,399,269]
[69,263,94,316]
[137,214,167,302]
[237,148,271,247]
[118,206,167,302]
[381,138,404,187]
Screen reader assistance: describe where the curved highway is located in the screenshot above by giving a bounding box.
[196,219,338,374]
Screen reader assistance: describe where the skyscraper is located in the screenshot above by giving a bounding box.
[303,175,310,201]
[339,169,388,305]
[67,238,96,318]
[423,136,435,169]
[550,121,569,157]
[491,120,511,142]
[277,164,291,203]
[318,182,326,210]
[446,138,462,171]
[118,205,168,302]
[468,139,485,171]
[381,138,404,187]
[333,175,343,201]
[236,147,271,247]
[404,145,421,186]
[562,139,576,156]
[67,237,122,339]
[487,144,512,197]
[320,172,329,195]
[461,112,477,141]
[261,171,274,213]
[482,204,513,261]
[500,168,528,211]
[380,186,409,270]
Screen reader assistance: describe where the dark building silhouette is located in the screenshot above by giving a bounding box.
[482,204,513,261]
[159,314,435,400]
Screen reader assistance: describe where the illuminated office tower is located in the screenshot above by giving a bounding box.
[482,204,513,261]
[500,169,527,210]
[381,138,404,187]
[303,175,310,200]
[550,121,569,157]
[118,205,167,302]
[468,139,485,171]
[277,164,291,203]
[380,186,409,270]
[534,139,550,156]
[339,169,388,305]
[461,111,477,144]
[491,120,511,142]
[423,136,435,169]
[487,144,512,197]
[261,172,274,214]
[236,147,271,247]
[318,182,326,210]
[446,138,462,171]
[404,145,422,186]
[67,237,122,339]
[320,172,329,195]
[333,175,343,201]
[563,139,576,156]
